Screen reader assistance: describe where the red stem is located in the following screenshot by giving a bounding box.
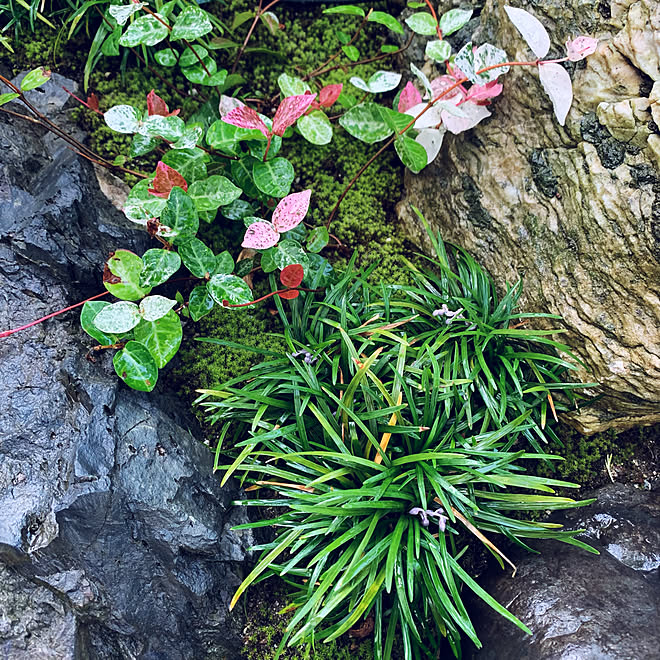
[422,0,443,40]
[62,86,103,116]
[0,291,109,339]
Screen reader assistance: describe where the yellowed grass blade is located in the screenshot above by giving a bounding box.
[374,392,403,465]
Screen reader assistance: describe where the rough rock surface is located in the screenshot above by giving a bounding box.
[0,75,252,659]
[469,484,660,659]
[398,0,660,433]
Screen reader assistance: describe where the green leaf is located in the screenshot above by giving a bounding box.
[139,114,185,141]
[323,5,365,16]
[188,285,215,321]
[232,156,261,199]
[119,14,169,47]
[134,309,182,368]
[139,295,176,321]
[183,61,227,87]
[342,45,359,61]
[214,250,235,275]
[350,70,402,94]
[395,135,428,173]
[154,47,178,66]
[123,179,167,224]
[104,250,151,301]
[178,44,207,67]
[139,249,181,287]
[104,104,141,134]
[80,301,117,345]
[252,157,294,197]
[172,125,203,150]
[339,102,393,144]
[297,111,333,145]
[206,120,264,155]
[94,301,142,333]
[439,8,472,36]
[474,43,510,83]
[208,274,253,306]
[234,257,253,277]
[454,41,476,84]
[130,133,160,158]
[304,253,334,287]
[277,73,311,96]
[306,226,329,253]
[171,6,213,41]
[114,341,159,391]
[0,93,19,107]
[380,44,399,53]
[162,148,209,183]
[188,175,242,211]
[20,67,51,91]
[368,11,404,34]
[101,26,122,56]
[159,187,199,244]
[221,199,254,221]
[178,237,216,278]
[274,239,309,273]
[425,39,451,63]
[260,248,277,273]
[405,12,438,35]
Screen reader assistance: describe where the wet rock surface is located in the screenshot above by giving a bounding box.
[469,484,660,659]
[398,0,660,433]
[0,75,252,659]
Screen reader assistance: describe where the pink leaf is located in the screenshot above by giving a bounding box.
[272,94,317,137]
[222,105,269,138]
[465,80,503,104]
[271,189,311,233]
[430,75,464,104]
[398,82,422,113]
[219,95,245,117]
[280,264,304,288]
[147,90,179,117]
[441,102,491,134]
[566,36,598,61]
[538,62,573,126]
[148,162,187,198]
[318,84,343,108]
[503,6,550,58]
[242,222,280,249]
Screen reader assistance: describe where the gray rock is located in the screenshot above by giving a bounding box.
[0,76,252,659]
[469,484,660,659]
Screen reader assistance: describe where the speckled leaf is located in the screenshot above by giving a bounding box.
[213,250,234,275]
[252,157,294,197]
[425,40,451,63]
[339,102,393,143]
[109,3,144,26]
[405,12,437,35]
[188,175,242,211]
[439,8,472,36]
[134,310,182,368]
[94,301,142,333]
[272,94,317,136]
[178,237,216,278]
[208,274,253,306]
[172,126,203,149]
[274,239,309,273]
[119,14,169,48]
[139,249,181,287]
[124,179,167,224]
[306,226,329,253]
[139,115,185,141]
[474,44,509,83]
[242,221,279,249]
[158,187,199,243]
[272,189,311,232]
[162,148,209,183]
[221,199,253,220]
[104,104,141,133]
[154,47,178,66]
[231,157,261,199]
[148,161,187,198]
[139,295,177,321]
[171,6,213,41]
[188,285,215,321]
[130,133,160,158]
[454,42,478,84]
[221,106,269,138]
[179,44,207,67]
[80,301,117,345]
[297,110,333,145]
[277,73,311,96]
[114,341,159,391]
[350,71,401,94]
[104,250,151,300]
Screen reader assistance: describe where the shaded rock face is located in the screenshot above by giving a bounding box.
[469,484,660,659]
[398,0,660,433]
[0,77,252,659]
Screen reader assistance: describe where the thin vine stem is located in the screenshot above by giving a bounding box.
[231,0,282,75]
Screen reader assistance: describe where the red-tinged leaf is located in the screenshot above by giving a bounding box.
[148,161,188,198]
[398,81,422,113]
[222,105,269,138]
[271,189,311,233]
[272,94,317,136]
[87,93,99,112]
[242,222,280,249]
[146,89,180,117]
[280,263,304,288]
[278,289,299,299]
[430,75,464,104]
[318,84,343,108]
[465,80,503,103]
[565,36,598,62]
